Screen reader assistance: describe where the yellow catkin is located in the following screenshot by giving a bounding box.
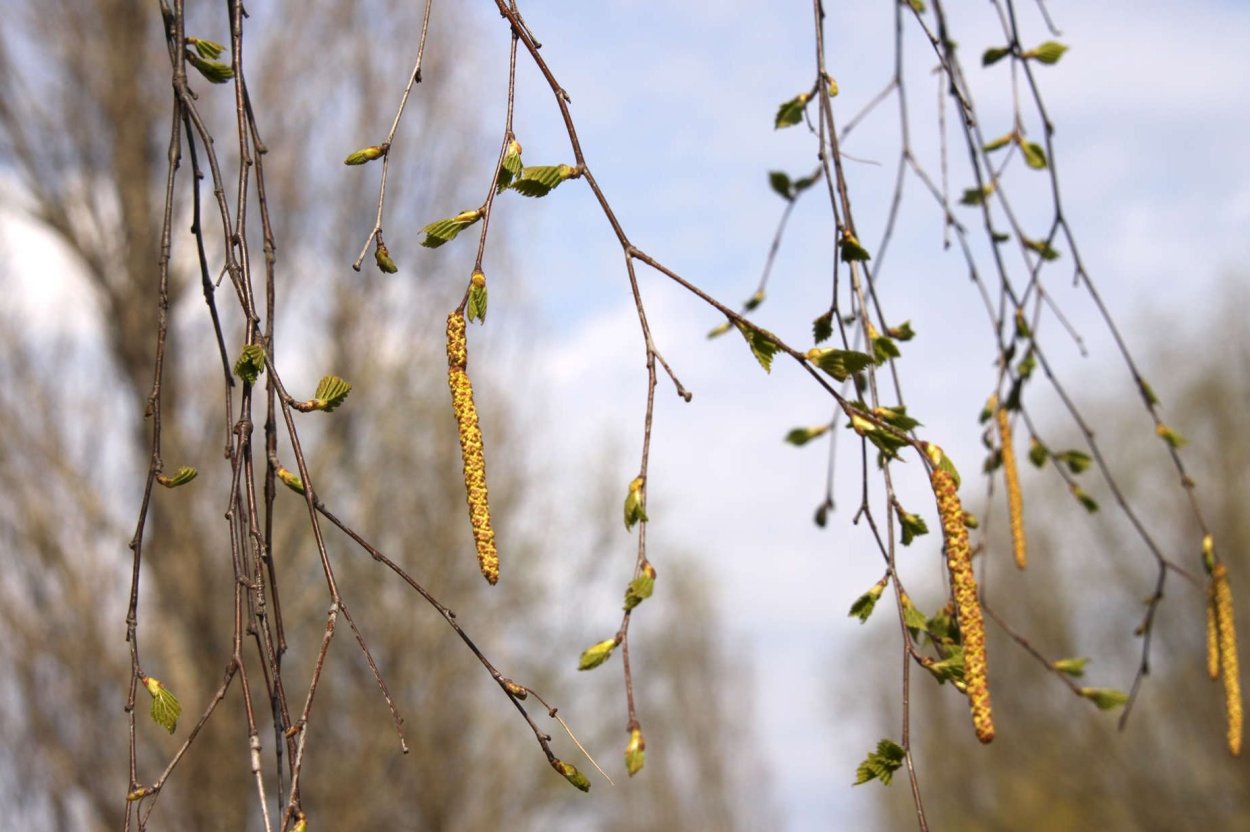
[931,467,995,744]
[995,407,1027,570]
[1213,563,1242,756]
[1207,589,1221,681]
[447,311,499,585]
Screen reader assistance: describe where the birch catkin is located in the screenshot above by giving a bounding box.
[931,467,995,743]
[995,406,1027,570]
[447,311,499,585]
[1213,563,1242,755]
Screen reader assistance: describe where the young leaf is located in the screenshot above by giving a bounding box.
[736,322,780,373]
[1071,485,1099,513]
[982,46,1011,66]
[1156,423,1188,448]
[785,425,830,447]
[187,36,225,60]
[900,512,929,546]
[1022,236,1061,261]
[768,170,793,200]
[157,466,198,488]
[625,728,646,777]
[1019,140,1048,170]
[960,184,994,206]
[624,570,656,611]
[186,53,234,84]
[468,270,488,323]
[1028,437,1048,467]
[1027,41,1069,65]
[871,333,900,364]
[848,578,888,624]
[983,132,1014,152]
[143,676,181,734]
[553,759,592,792]
[624,476,648,531]
[374,240,398,273]
[577,638,618,671]
[1052,657,1090,677]
[510,164,576,198]
[419,209,482,248]
[806,348,873,382]
[312,375,352,412]
[1080,687,1129,710]
[1055,449,1092,474]
[887,320,915,341]
[344,145,385,166]
[496,138,523,191]
[774,92,810,129]
[901,595,930,635]
[840,232,872,262]
[277,467,305,495]
[233,344,265,385]
[707,320,733,339]
[853,739,905,786]
[812,311,834,344]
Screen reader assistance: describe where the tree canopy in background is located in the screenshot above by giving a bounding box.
[0,1,1244,830]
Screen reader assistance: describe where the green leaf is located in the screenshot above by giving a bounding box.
[374,241,398,273]
[344,145,385,166]
[785,425,830,447]
[1020,140,1048,170]
[743,289,766,312]
[186,53,234,84]
[157,466,198,488]
[887,320,915,342]
[1022,236,1061,261]
[312,375,352,412]
[577,638,618,671]
[982,46,1011,67]
[1055,450,1092,474]
[624,477,648,531]
[1080,687,1129,710]
[707,320,733,339]
[624,572,655,611]
[1071,485,1099,513]
[1027,41,1068,65]
[1028,437,1048,468]
[872,405,921,432]
[277,467,305,495]
[854,739,905,786]
[983,132,1014,152]
[812,311,834,344]
[554,760,592,792]
[188,37,225,60]
[1156,423,1188,448]
[510,164,577,198]
[960,185,994,206]
[774,92,810,129]
[1052,657,1089,677]
[769,170,793,200]
[871,334,900,365]
[736,322,780,373]
[807,348,873,382]
[143,676,181,734]
[1140,379,1159,406]
[419,209,482,248]
[793,172,820,194]
[625,728,646,777]
[496,139,524,191]
[468,271,488,324]
[849,579,888,623]
[233,344,265,385]
[1017,349,1037,379]
[900,512,929,546]
[840,233,872,262]
[901,596,929,634]
[906,0,926,12]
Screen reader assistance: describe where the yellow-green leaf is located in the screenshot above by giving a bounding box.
[143,676,181,734]
[1080,687,1128,710]
[345,145,385,166]
[553,760,591,792]
[233,344,265,385]
[1027,41,1068,65]
[625,728,646,777]
[157,466,198,488]
[312,375,352,412]
[774,92,810,129]
[578,638,618,671]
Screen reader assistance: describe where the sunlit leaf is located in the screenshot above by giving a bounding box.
[553,759,591,792]
[143,676,181,734]
[233,344,265,385]
[774,92,810,129]
[849,578,888,623]
[1052,657,1090,677]
[1080,687,1128,710]
[900,512,929,546]
[807,348,872,382]
[736,322,780,373]
[577,638,618,671]
[312,375,352,412]
[1027,41,1068,65]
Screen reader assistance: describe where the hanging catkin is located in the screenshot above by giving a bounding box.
[447,311,498,585]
